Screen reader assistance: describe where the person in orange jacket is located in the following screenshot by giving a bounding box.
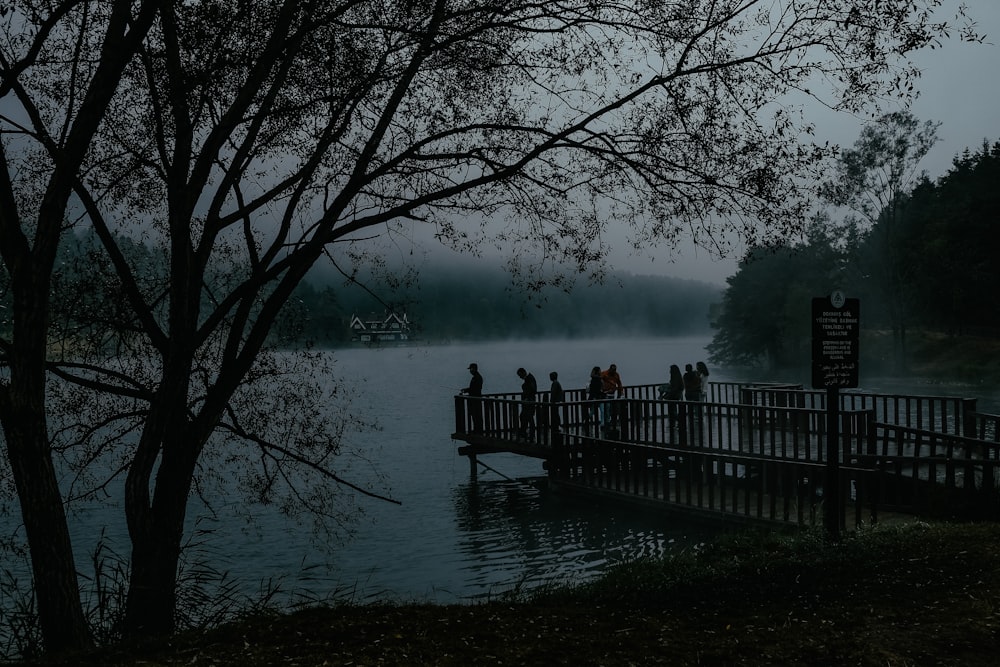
[601,364,624,398]
[600,364,624,433]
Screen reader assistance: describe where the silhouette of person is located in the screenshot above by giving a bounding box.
[601,364,624,398]
[516,367,537,440]
[664,364,684,428]
[587,365,604,429]
[683,363,705,434]
[601,364,624,432]
[548,371,564,434]
[667,364,684,400]
[696,361,710,402]
[683,363,701,401]
[461,363,484,433]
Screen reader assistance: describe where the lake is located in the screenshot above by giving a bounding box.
[4,335,999,616]
[199,336,726,606]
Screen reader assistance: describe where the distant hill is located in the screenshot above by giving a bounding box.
[284,263,722,345]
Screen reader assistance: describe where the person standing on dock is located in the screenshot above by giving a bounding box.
[696,361,710,402]
[601,364,624,398]
[664,364,685,428]
[666,365,684,400]
[587,366,604,432]
[548,371,565,440]
[601,364,624,435]
[683,363,701,401]
[659,364,684,399]
[683,363,704,433]
[516,367,537,441]
[461,363,484,433]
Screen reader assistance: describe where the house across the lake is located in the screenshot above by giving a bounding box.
[349,311,413,343]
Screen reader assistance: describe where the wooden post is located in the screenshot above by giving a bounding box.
[455,395,466,434]
[962,398,978,439]
[825,387,841,541]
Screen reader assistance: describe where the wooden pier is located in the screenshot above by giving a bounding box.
[452,382,1000,531]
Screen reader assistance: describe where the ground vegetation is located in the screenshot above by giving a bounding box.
[15,521,1000,666]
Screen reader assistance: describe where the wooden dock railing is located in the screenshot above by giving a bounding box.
[552,432,882,530]
[716,382,979,436]
[453,382,1000,528]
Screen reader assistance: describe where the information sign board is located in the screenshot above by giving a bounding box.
[811,292,860,389]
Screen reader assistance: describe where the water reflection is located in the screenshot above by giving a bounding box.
[450,477,716,598]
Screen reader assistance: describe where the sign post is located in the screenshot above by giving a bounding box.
[811,290,860,541]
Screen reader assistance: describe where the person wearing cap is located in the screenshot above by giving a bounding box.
[461,363,484,433]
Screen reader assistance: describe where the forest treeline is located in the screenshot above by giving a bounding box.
[708,138,1000,373]
[287,263,722,344]
[2,240,721,348]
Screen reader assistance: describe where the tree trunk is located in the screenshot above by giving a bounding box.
[122,437,198,638]
[123,527,182,637]
[6,426,92,652]
[2,330,91,651]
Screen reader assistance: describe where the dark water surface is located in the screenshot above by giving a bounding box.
[236,337,725,604]
[6,336,997,611]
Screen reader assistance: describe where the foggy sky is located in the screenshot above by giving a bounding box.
[634,1,1000,287]
[410,2,1000,289]
[8,3,993,291]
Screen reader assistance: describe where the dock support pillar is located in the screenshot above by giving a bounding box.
[825,386,841,542]
[468,452,478,479]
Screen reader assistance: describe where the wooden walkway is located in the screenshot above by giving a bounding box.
[453,382,1000,531]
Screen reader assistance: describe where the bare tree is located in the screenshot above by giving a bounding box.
[0,1,161,652]
[0,0,980,651]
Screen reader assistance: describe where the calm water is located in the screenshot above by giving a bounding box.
[6,336,999,612]
[213,336,726,604]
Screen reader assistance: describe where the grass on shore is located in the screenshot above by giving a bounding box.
[19,520,1000,666]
